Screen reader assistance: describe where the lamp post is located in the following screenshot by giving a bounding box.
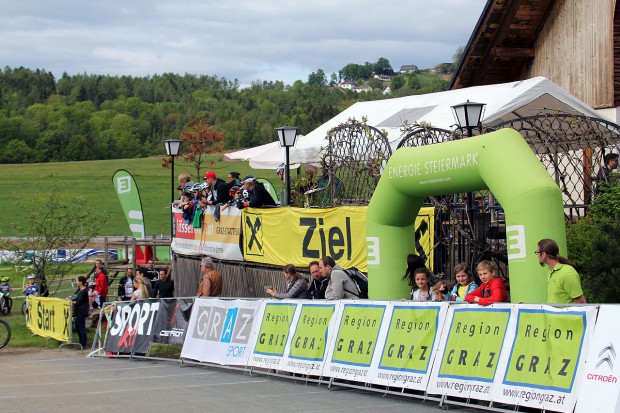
[164,139,182,238]
[275,126,300,206]
[451,100,486,138]
[451,100,487,240]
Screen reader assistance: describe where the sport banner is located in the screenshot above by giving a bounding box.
[242,206,434,272]
[575,305,620,413]
[323,302,387,381]
[151,298,193,345]
[26,296,71,342]
[171,206,243,261]
[427,305,514,401]
[494,305,597,413]
[180,298,262,366]
[112,169,146,239]
[105,300,161,354]
[367,302,448,390]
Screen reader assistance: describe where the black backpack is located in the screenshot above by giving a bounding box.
[343,267,368,299]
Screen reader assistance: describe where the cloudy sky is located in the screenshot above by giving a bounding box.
[0,0,485,85]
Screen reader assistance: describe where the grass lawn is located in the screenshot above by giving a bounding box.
[0,154,276,237]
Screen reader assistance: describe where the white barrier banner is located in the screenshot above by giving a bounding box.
[575,305,620,413]
[280,302,341,376]
[426,304,515,401]
[367,302,448,390]
[248,301,298,371]
[181,298,262,366]
[493,305,597,413]
[323,301,388,381]
[171,206,243,260]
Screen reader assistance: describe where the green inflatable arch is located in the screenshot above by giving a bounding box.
[366,129,566,303]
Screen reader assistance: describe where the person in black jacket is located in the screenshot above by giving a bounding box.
[151,269,174,298]
[204,171,231,206]
[305,261,330,299]
[71,276,89,348]
[237,176,276,208]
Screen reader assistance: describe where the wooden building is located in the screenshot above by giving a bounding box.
[450,0,619,122]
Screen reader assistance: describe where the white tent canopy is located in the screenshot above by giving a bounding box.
[290,77,608,164]
[224,138,303,170]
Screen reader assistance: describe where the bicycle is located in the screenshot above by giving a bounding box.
[0,319,10,349]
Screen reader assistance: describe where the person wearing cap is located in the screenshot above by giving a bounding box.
[204,171,230,207]
[196,257,222,297]
[238,175,276,209]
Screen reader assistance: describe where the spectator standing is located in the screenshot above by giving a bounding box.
[305,261,330,299]
[95,259,109,277]
[135,268,153,297]
[595,153,619,194]
[117,267,135,301]
[130,277,150,301]
[536,238,586,304]
[266,264,308,299]
[204,171,231,207]
[321,256,358,300]
[196,257,223,297]
[94,266,108,307]
[146,260,159,281]
[465,260,507,305]
[152,269,174,298]
[401,254,428,292]
[70,276,89,348]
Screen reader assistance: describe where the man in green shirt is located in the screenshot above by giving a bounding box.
[536,238,586,304]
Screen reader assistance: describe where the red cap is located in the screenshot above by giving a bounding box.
[204,171,216,180]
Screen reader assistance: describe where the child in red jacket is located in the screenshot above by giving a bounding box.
[465,260,507,305]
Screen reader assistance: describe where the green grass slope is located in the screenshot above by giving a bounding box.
[0,155,268,237]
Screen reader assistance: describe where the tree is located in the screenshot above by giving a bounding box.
[307,69,327,86]
[0,190,107,293]
[177,115,224,180]
[373,58,394,76]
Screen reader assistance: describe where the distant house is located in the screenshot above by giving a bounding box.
[431,63,452,74]
[382,86,392,95]
[373,74,392,82]
[399,65,418,74]
[338,81,356,90]
[353,85,373,93]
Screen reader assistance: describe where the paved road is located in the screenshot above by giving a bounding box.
[0,350,477,413]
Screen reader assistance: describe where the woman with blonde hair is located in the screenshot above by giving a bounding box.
[130,277,150,301]
[266,264,308,299]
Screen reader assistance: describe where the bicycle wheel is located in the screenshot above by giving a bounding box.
[0,319,10,349]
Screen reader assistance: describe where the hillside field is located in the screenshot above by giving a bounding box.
[0,155,267,237]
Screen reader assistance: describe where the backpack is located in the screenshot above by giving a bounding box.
[343,267,368,299]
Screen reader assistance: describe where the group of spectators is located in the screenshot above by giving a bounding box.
[175,170,277,227]
[261,237,585,306]
[113,259,174,302]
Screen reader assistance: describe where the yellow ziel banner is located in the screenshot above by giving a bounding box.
[26,296,71,342]
[242,206,434,271]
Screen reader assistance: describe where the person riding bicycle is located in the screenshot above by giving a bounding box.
[22,274,38,296]
[0,276,13,315]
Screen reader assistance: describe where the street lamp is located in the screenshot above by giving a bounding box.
[275,126,300,206]
[451,100,487,229]
[451,100,486,137]
[164,139,182,238]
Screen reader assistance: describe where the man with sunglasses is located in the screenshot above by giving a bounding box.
[536,239,586,304]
